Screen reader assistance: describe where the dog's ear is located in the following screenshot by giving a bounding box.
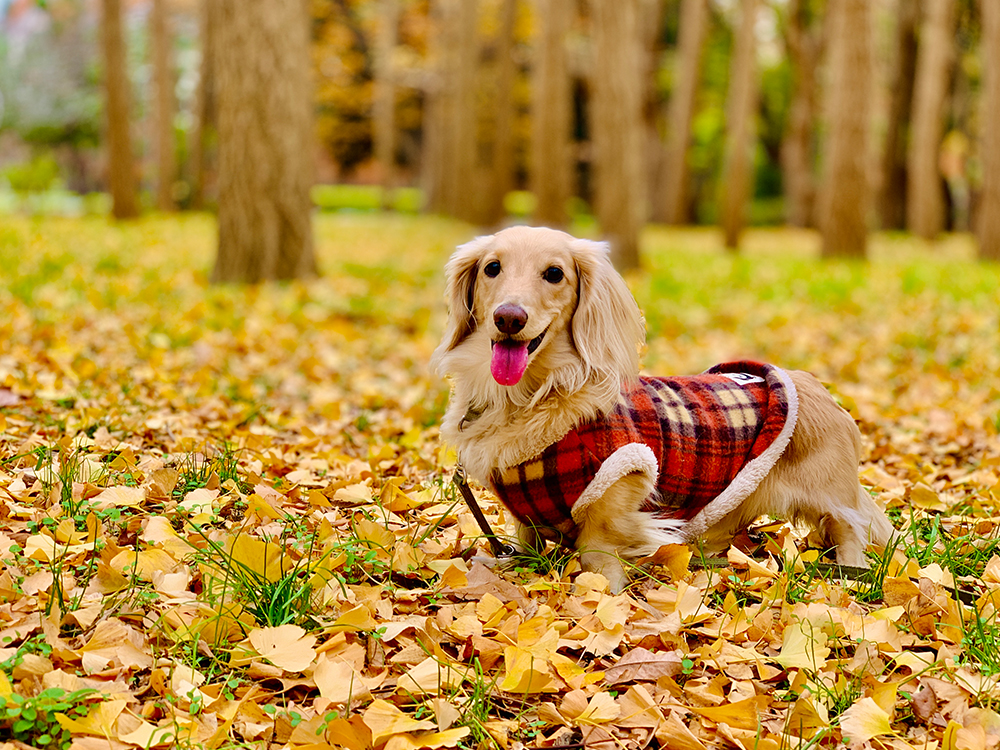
[433,235,493,367]
[570,239,645,382]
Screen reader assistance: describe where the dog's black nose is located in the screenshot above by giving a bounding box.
[494,304,527,335]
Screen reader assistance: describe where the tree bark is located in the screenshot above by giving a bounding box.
[150,0,175,211]
[819,0,871,258]
[780,0,821,228]
[879,0,918,230]
[591,0,645,271]
[720,0,759,250]
[660,0,707,225]
[978,0,1000,260]
[531,0,573,227]
[100,0,139,219]
[374,0,400,209]
[212,0,317,283]
[422,0,449,213]
[483,0,517,225]
[448,0,480,222]
[189,0,215,210]
[906,0,956,239]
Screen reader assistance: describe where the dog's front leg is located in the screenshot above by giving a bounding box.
[574,472,658,594]
[513,518,544,555]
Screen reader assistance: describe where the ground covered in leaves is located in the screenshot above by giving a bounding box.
[1,214,1000,750]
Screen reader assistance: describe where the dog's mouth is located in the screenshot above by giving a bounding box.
[490,329,546,386]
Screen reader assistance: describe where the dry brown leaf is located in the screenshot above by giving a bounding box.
[604,647,683,684]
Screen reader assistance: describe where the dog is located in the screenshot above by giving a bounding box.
[433,226,896,592]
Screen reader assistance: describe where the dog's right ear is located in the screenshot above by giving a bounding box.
[433,235,493,366]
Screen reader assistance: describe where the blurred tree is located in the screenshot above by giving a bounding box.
[819,0,871,258]
[101,0,139,219]
[212,0,316,282]
[150,0,175,211]
[780,0,823,228]
[374,0,400,207]
[720,0,758,250]
[449,0,479,222]
[531,0,573,226]
[660,0,707,225]
[591,0,645,270]
[978,0,1000,260]
[907,0,956,239]
[189,0,215,210]
[426,0,481,221]
[482,0,518,225]
[879,0,918,230]
[422,0,449,211]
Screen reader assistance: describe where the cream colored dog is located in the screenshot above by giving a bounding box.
[433,226,895,592]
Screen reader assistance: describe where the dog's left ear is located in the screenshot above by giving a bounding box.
[432,235,493,370]
[570,239,645,382]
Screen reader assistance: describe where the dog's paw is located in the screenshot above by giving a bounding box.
[579,551,629,594]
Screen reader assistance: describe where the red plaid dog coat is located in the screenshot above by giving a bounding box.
[490,361,798,543]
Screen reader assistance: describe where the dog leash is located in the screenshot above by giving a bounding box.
[452,465,517,558]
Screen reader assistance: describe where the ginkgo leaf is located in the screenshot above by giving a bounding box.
[117,717,177,747]
[383,727,471,750]
[500,646,558,693]
[314,655,372,704]
[91,485,145,509]
[839,697,895,743]
[774,621,831,670]
[54,698,128,736]
[248,624,317,673]
[688,696,770,730]
[604,647,683,684]
[397,656,470,695]
[575,692,620,725]
[110,547,179,581]
[363,699,437,744]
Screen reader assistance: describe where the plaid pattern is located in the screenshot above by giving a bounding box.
[490,361,791,543]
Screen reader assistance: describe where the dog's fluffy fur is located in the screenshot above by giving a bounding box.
[433,226,895,592]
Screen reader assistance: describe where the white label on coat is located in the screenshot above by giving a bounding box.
[719,372,765,385]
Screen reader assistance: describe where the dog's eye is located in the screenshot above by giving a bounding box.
[483,261,501,278]
[543,266,564,284]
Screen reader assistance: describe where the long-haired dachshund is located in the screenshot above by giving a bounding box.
[433,226,895,592]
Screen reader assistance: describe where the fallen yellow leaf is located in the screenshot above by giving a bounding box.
[839,696,895,743]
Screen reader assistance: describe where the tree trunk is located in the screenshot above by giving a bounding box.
[100,0,139,219]
[374,0,400,209]
[781,0,822,228]
[819,0,871,258]
[189,0,215,210]
[879,0,918,230]
[483,0,517,226]
[150,0,175,211]
[906,0,956,239]
[720,0,759,250]
[531,0,573,227]
[422,0,449,213]
[660,0,707,225]
[591,0,645,271]
[448,0,480,222]
[212,0,317,283]
[978,0,1000,260]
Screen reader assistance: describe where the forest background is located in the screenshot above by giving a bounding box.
[4,1,1000,750]
[4,0,1000,268]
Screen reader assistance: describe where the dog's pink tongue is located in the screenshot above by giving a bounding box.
[491,341,529,386]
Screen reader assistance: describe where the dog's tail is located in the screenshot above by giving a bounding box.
[857,484,898,551]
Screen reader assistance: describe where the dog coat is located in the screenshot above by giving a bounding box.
[489,361,799,544]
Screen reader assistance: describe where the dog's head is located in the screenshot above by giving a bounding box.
[433,226,645,394]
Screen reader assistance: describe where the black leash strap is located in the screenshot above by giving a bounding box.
[452,466,517,558]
